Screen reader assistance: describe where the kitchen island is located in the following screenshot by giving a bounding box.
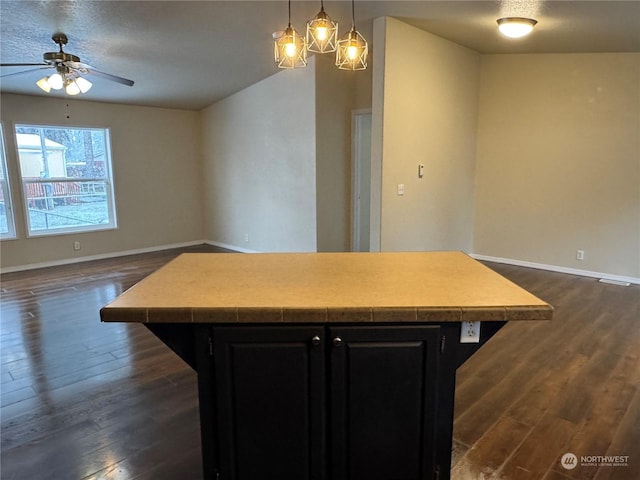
[100,251,552,480]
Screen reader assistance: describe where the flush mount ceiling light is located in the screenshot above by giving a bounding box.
[306,0,338,53]
[274,0,307,69]
[335,0,368,70]
[497,17,538,38]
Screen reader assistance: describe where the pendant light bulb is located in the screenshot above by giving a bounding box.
[316,24,328,41]
[346,42,359,60]
[284,35,298,58]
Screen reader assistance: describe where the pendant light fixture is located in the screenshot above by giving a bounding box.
[497,17,537,38]
[335,0,368,70]
[306,0,338,53]
[274,0,307,69]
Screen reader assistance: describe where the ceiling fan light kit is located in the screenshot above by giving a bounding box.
[1,32,134,96]
[497,17,538,38]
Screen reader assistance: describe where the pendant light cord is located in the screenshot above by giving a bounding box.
[351,0,356,29]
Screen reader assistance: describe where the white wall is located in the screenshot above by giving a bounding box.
[473,53,640,279]
[372,17,480,252]
[0,94,204,270]
[201,58,317,253]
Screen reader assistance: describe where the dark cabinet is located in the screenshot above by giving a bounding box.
[206,324,453,480]
[212,326,326,480]
[329,326,441,480]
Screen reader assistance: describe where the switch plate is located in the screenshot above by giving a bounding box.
[397,184,405,196]
[460,321,480,343]
[418,164,424,178]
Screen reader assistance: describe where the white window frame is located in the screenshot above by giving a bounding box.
[0,124,17,239]
[15,124,118,237]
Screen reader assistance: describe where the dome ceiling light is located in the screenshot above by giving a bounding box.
[497,17,538,38]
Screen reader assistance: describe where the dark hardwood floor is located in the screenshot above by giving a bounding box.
[1,246,638,480]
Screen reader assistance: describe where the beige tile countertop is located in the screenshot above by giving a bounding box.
[100,252,553,324]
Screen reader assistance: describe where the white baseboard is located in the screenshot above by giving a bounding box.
[469,253,640,286]
[0,240,208,274]
[204,240,260,254]
[4,243,637,287]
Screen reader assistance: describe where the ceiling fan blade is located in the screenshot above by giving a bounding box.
[1,62,49,67]
[75,63,134,87]
[1,66,53,78]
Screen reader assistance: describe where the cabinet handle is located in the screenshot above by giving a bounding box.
[333,337,343,347]
[311,335,321,346]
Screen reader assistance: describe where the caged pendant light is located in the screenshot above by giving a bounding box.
[274,0,307,68]
[335,0,368,70]
[306,0,338,53]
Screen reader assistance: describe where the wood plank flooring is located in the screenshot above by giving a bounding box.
[1,246,639,479]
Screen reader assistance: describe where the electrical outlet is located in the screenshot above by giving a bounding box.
[460,321,481,343]
[576,249,585,261]
[73,241,81,251]
[244,233,249,243]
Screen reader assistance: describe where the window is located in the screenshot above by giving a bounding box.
[15,124,117,236]
[0,124,16,239]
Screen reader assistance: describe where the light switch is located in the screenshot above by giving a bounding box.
[418,164,424,178]
[397,184,405,195]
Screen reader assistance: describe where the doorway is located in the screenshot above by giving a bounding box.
[351,110,372,252]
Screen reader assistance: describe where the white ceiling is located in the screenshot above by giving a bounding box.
[1,1,639,110]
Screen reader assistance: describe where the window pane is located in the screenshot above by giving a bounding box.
[24,180,112,232]
[0,183,10,235]
[0,124,16,239]
[15,125,117,236]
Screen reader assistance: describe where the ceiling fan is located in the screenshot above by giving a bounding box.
[1,33,134,95]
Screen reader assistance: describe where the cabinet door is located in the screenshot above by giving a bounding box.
[330,325,441,480]
[213,326,325,480]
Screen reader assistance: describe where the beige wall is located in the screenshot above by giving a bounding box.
[315,54,358,252]
[372,17,480,252]
[201,57,318,253]
[0,94,204,270]
[473,53,640,278]
[4,36,637,282]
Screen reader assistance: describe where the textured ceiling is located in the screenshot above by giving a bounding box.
[1,1,639,110]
